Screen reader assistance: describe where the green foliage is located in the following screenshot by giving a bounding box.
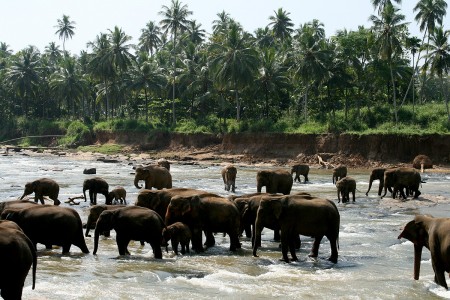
[77,144,124,155]
[58,120,91,147]
[93,119,155,132]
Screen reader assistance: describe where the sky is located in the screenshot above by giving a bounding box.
[1,0,449,54]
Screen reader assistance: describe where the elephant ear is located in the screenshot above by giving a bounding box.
[272,199,283,220]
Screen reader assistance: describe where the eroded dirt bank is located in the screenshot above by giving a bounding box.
[94,131,450,168]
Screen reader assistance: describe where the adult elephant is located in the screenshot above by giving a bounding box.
[256,169,293,195]
[19,177,61,205]
[365,168,386,196]
[0,200,38,216]
[336,176,356,203]
[3,205,89,254]
[0,225,36,300]
[93,206,165,258]
[291,164,310,183]
[221,164,237,193]
[84,204,126,237]
[134,166,172,190]
[398,215,450,289]
[135,188,209,222]
[332,165,347,184]
[83,177,111,205]
[381,167,422,200]
[412,154,433,173]
[253,194,340,263]
[165,193,241,252]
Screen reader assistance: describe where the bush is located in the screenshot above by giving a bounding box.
[58,121,91,147]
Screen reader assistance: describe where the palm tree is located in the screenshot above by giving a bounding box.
[371,0,402,14]
[424,27,450,121]
[4,46,41,116]
[185,20,206,44]
[209,23,259,121]
[414,0,447,103]
[139,21,162,56]
[369,3,408,124]
[159,0,193,125]
[268,8,294,43]
[54,15,76,54]
[212,11,231,35]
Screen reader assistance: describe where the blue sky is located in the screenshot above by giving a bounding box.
[1,0,448,54]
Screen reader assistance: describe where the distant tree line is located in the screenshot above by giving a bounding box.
[0,0,449,132]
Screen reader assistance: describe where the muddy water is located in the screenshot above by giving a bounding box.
[1,152,450,299]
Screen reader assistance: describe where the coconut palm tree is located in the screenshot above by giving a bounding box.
[212,11,231,36]
[185,20,206,45]
[159,0,193,125]
[139,21,162,56]
[414,0,447,103]
[54,14,76,54]
[209,23,259,121]
[424,27,450,121]
[369,3,408,124]
[371,0,402,14]
[268,8,294,43]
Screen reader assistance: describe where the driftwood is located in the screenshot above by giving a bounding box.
[317,155,334,169]
[65,195,85,205]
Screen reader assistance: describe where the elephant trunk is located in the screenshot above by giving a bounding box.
[252,221,263,257]
[93,228,100,255]
[83,188,87,202]
[413,244,423,280]
[134,177,142,189]
[365,176,373,196]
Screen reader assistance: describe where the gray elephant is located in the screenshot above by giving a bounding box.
[165,193,241,252]
[332,165,347,184]
[83,177,111,205]
[20,177,61,205]
[157,158,171,171]
[291,164,309,183]
[0,224,37,300]
[108,186,127,204]
[365,168,387,196]
[412,154,433,173]
[93,206,165,258]
[134,166,172,190]
[253,194,340,263]
[135,188,209,222]
[381,167,422,200]
[84,204,126,237]
[336,176,356,203]
[256,169,293,195]
[221,164,237,192]
[3,205,89,254]
[0,200,38,216]
[162,221,192,255]
[398,215,450,289]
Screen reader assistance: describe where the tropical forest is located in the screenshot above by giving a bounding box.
[0,0,449,146]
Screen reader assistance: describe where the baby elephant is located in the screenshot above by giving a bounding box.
[336,176,356,203]
[291,164,309,183]
[162,222,192,255]
[221,165,237,193]
[109,187,127,204]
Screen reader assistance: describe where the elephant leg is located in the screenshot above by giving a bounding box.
[288,234,298,262]
[150,240,162,259]
[228,231,240,251]
[89,191,94,204]
[116,235,129,255]
[244,224,252,238]
[140,240,145,246]
[432,255,448,289]
[294,234,301,250]
[172,240,179,255]
[62,243,72,254]
[45,244,52,250]
[308,235,324,259]
[38,195,45,205]
[327,235,338,263]
[181,243,186,255]
[191,229,204,252]
[280,230,290,263]
[204,231,215,247]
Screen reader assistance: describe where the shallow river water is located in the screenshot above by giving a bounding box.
[1,151,450,299]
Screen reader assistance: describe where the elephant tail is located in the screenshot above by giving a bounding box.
[24,234,37,289]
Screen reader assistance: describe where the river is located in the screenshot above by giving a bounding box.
[1,151,450,299]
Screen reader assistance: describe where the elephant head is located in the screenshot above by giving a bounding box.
[398,215,430,281]
[19,182,36,200]
[256,171,273,193]
[134,167,150,189]
[365,168,386,196]
[93,210,116,255]
[165,195,200,225]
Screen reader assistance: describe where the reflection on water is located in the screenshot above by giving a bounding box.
[1,152,449,299]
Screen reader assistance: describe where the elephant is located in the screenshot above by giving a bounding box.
[291,164,310,183]
[165,193,241,252]
[134,166,172,190]
[162,221,192,255]
[398,215,450,289]
[93,206,165,258]
[332,165,347,184]
[253,194,340,263]
[0,200,38,215]
[0,225,37,300]
[84,204,126,237]
[412,154,433,173]
[336,176,356,203]
[221,164,237,192]
[83,177,111,205]
[256,169,293,195]
[19,177,61,205]
[365,168,387,196]
[381,167,422,200]
[108,186,127,204]
[2,205,89,254]
[157,158,171,171]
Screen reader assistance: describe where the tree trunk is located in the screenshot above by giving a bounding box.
[235,81,240,121]
[389,59,398,124]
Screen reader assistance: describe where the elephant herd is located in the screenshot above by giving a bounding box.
[0,157,449,299]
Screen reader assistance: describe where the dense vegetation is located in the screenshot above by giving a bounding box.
[0,0,449,145]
